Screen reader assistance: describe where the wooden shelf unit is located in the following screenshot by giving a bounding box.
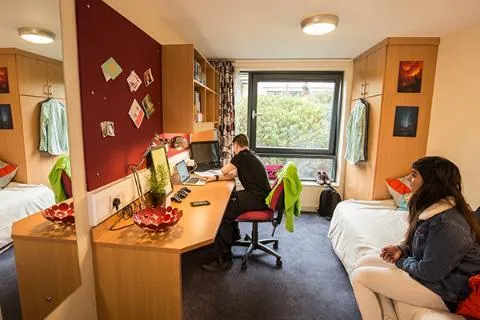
[162,44,220,133]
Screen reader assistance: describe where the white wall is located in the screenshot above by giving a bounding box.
[47,1,185,318]
[235,59,354,211]
[427,19,480,209]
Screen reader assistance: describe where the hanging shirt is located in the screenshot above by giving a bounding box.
[345,99,368,165]
[39,99,69,155]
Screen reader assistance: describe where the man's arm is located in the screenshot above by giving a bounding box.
[203,169,237,182]
[221,162,237,175]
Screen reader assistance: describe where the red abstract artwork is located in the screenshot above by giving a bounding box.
[0,67,9,93]
[397,61,423,93]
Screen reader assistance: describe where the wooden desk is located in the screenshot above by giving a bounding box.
[11,212,81,320]
[91,181,235,320]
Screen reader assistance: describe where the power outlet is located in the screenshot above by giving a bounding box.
[109,191,125,212]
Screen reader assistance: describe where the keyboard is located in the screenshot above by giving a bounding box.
[187,177,199,184]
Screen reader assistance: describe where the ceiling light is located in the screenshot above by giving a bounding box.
[18,27,55,44]
[301,14,338,35]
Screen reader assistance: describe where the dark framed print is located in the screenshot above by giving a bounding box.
[393,106,419,137]
[0,104,13,129]
[397,61,423,93]
[0,67,9,93]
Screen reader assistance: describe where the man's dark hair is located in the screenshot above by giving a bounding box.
[233,134,249,148]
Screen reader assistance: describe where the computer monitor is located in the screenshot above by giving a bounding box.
[175,160,190,183]
[190,141,221,170]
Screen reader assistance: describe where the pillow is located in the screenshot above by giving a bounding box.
[386,175,412,210]
[0,160,18,188]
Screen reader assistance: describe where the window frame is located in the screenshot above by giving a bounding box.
[245,71,343,180]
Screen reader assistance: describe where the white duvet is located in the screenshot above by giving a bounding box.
[328,199,464,320]
[0,182,55,249]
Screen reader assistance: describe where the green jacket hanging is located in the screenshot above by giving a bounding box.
[49,155,71,203]
[266,161,302,232]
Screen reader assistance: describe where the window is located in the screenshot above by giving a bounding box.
[235,71,343,181]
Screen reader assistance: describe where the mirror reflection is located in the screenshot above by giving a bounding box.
[0,1,80,319]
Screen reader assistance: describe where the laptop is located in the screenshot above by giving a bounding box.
[190,141,221,172]
[175,160,206,186]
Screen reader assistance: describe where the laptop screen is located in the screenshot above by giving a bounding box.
[176,160,190,183]
[190,141,220,165]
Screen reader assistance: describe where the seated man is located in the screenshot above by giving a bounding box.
[201,134,272,272]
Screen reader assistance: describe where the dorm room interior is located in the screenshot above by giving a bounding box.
[0,0,479,319]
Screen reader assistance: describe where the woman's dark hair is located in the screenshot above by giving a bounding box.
[405,156,480,245]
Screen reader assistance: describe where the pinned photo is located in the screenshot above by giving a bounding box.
[101,57,123,81]
[0,104,13,129]
[144,68,154,87]
[127,71,142,92]
[128,99,145,128]
[0,67,10,93]
[142,94,155,119]
[100,121,115,138]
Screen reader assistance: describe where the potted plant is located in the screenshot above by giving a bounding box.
[147,165,168,207]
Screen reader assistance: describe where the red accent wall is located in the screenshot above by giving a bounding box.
[75,0,163,191]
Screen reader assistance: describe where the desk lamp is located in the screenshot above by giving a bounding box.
[129,133,164,209]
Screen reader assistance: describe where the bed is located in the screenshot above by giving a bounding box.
[0,182,55,251]
[328,199,464,320]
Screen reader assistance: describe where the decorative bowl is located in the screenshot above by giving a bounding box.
[42,200,75,225]
[133,206,183,233]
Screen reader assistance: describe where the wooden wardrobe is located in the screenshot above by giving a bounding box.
[0,48,65,186]
[344,38,439,200]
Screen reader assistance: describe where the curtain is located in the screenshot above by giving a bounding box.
[210,60,235,163]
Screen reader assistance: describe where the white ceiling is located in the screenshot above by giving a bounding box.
[0,0,62,60]
[156,0,480,59]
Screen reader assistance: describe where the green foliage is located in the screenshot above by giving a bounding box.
[235,92,333,149]
[147,165,168,195]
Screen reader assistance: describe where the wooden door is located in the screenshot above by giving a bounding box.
[47,62,66,99]
[20,95,61,186]
[16,55,48,98]
[364,46,387,98]
[351,57,366,100]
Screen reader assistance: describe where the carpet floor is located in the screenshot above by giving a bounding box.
[0,214,360,320]
[182,213,361,320]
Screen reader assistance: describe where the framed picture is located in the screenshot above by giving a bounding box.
[397,61,423,93]
[393,106,419,137]
[0,67,9,93]
[0,104,13,129]
[147,145,173,196]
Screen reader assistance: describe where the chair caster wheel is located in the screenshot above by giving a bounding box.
[241,263,247,271]
[244,234,251,241]
[276,258,282,268]
[273,242,279,249]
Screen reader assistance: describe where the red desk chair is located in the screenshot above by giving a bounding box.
[233,181,285,270]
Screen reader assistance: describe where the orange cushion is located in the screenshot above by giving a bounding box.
[0,160,17,188]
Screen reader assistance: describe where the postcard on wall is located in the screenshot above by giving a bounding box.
[127,71,142,92]
[393,106,419,137]
[397,61,423,93]
[100,121,115,138]
[128,99,145,128]
[101,57,123,81]
[0,104,13,129]
[142,93,155,119]
[143,68,154,87]
[0,67,9,93]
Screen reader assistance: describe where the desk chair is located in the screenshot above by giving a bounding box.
[233,182,285,270]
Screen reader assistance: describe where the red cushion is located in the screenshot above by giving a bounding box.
[61,170,73,198]
[236,210,274,222]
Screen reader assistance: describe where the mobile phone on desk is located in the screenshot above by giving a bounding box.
[190,200,210,207]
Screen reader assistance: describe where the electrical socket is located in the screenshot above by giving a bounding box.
[109,191,125,212]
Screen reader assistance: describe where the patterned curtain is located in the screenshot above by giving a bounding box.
[209,60,235,163]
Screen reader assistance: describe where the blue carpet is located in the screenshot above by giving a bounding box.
[182,213,361,320]
[0,245,21,320]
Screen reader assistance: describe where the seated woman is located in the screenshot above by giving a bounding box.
[352,156,480,319]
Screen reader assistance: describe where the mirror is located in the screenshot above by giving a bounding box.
[0,1,80,319]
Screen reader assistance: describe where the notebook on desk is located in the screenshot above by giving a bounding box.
[176,160,206,186]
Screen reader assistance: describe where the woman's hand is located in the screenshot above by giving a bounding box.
[380,245,402,264]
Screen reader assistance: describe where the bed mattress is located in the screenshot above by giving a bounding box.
[0,182,55,249]
[328,199,463,320]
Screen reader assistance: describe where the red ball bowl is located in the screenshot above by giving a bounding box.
[42,200,75,225]
[133,206,183,232]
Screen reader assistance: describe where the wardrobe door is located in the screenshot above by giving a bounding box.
[47,62,65,99]
[16,55,48,98]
